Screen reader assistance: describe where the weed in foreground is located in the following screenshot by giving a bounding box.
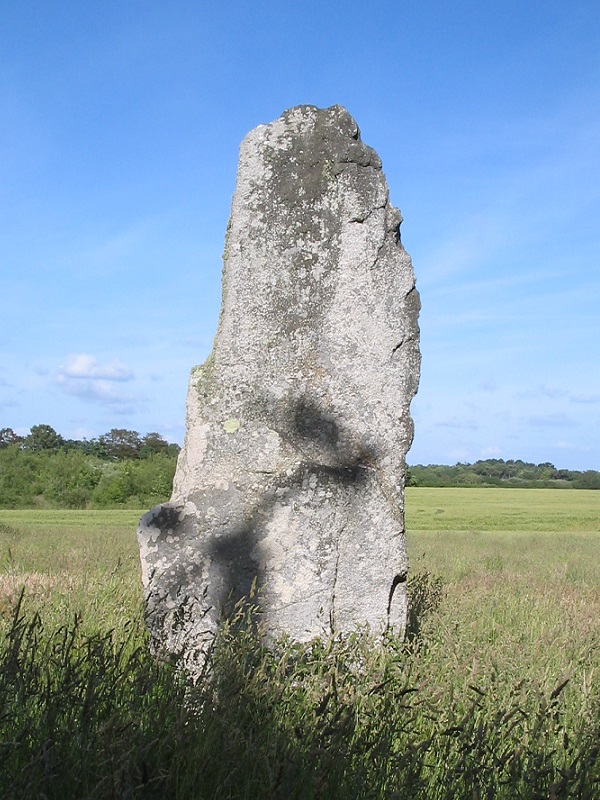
[1,578,600,799]
[0,593,189,799]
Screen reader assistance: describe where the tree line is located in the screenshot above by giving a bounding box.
[408,458,600,489]
[0,425,180,459]
[2,426,599,508]
[0,425,180,509]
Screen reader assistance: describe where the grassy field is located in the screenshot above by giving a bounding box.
[406,486,600,531]
[404,489,600,710]
[0,509,143,634]
[1,489,599,798]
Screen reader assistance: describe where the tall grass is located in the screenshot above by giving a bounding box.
[1,593,599,799]
[1,491,599,798]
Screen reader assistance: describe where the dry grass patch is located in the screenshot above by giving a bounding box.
[0,571,70,617]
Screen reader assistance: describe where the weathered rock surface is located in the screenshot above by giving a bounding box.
[138,104,420,673]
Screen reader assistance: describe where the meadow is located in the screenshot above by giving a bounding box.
[0,488,599,798]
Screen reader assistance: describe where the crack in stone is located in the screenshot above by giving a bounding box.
[392,339,404,357]
[391,334,417,360]
[270,586,330,613]
[349,200,387,226]
[329,519,346,632]
[387,570,408,618]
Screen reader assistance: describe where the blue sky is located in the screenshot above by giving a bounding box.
[1,0,599,469]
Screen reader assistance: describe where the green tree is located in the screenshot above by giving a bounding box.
[140,432,169,457]
[43,451,103,508]
[573,471,600,490]
[98,429,143,460]
[0,446,44,506]
[25,424,64,452]
[0,428,23,448]
[91,461,138,506]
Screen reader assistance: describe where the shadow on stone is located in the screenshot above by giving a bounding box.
[205,393,376,622]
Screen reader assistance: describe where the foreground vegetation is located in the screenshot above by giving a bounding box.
[0,489,599,798]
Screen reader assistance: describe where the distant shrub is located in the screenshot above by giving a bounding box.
[410,458,600,489]
[0,447,177,509]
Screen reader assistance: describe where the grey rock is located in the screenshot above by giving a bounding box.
[138,105,420,674]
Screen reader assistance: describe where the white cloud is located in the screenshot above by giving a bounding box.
[60,354,133,381]
[56,375,140,414]
[56,353,140,414]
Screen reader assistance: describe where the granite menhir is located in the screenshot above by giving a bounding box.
[138,105,420,675]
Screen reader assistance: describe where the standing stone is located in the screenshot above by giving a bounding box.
[138,105,420,674]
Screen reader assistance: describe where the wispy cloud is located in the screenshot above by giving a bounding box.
[570,393,600,404]
[56,354,140,414]
[516,384,569,400]
[419,214,505,286]
[526,412,577,428]
[435,417,478,430]
[75,211,184,279]
[516,386,600,404]
[539,385,569,399]
[446,447,475,462]
[480,446,502,457]
[56,377,140,415]
[554,440,576,451]
[60,354,133,381]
